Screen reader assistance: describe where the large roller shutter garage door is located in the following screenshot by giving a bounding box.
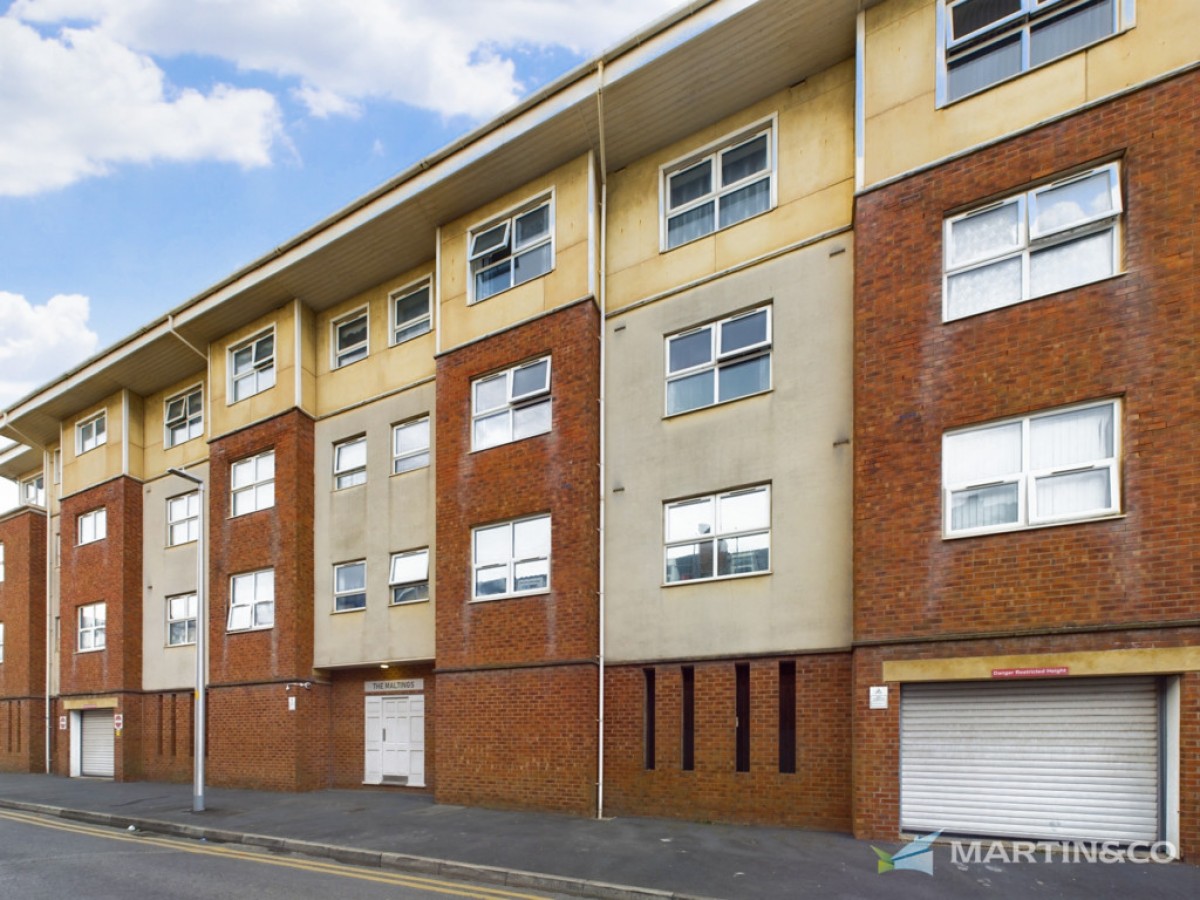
[81,709,115,777]
[901,677,1160,843]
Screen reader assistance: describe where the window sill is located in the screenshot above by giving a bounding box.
[470,589,550,604]
[332,606,366,615]
[664,387,772,420]
[659,204,775,254]
[165,642,196,649]
[226,625,274,634]
[943,511,1125,540]
[390,597,431,608]
[662,569,771,589]
[166,541,198,550]
[76,647,105,654]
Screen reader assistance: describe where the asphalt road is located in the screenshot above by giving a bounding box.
[0,808,568,900]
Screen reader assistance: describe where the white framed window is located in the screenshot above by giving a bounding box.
[332,309,369,368]
[666,306,771,416]
[231,450,275,516]
[472,357,551,451]
[939,0,1127,104]
[78,602,106,651]
[0,622,4,662]
[228,569,274,632]
[392,416,430,474]
[165,386,203,448]
[229,330,276,402]
[473,515,550,600]
[333,560,366,612]
[77,508,107,545]
[166,593,197,646]
[662,122,775,250]
[21,474,45,507]
[391,280,432,345]
[944,163,1122,321]
[664,485,771,584]
[944,399,1120,537]
[389,548,430,605]
[167,491,200,547]
[469,197,553,303]
[76,411,107,454]
[333,437,367,489]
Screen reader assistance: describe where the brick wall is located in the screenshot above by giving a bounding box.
[851,629,1200,858]
[854,71,1199,642]
[0,509,47,772]
[605,655,852,829]
[59,478,143,697]
[329,664,435,790]
[437,665,597,814]
[139,690,195,783]
[208,409,316,686]
[434,299,601,812]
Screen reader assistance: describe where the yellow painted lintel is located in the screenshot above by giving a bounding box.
[882,646,1200,683]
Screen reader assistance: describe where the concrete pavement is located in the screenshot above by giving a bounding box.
[0,772,1196,899]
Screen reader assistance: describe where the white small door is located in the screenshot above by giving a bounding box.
[80,709,115,777]
[364,694,425,787]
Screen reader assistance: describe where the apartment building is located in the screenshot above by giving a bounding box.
[0,0,1195,858]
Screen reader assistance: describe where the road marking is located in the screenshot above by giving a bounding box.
[0,809,554,900]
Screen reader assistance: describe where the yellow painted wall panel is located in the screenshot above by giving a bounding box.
[1085,0,1200,100]
[209,304,297,440]
[142,374,209,479]
[125,392,145,481]
[605,60,855,312]
[61,393,123,496]
[439,154,593,352]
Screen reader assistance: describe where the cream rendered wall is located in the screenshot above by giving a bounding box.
[61,393,124,498]
[604,235,854,663]
[439,154,592,353]
[863,0,1197,186]
[314,264,437,418]
[313,382,435,668]
[605,60,855,313]
[209,304,299,440]
[142,374,210,480]
[141,465,209,691]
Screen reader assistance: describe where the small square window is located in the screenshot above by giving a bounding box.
[167,491,200,547]
[229,331,276,402]
[392,417,430,474]
[472,515,550,600]
[389,549,430,605]
[391,281,432,345]
[662,125,774,250]
[333,437,367,489]
[166,593,198,646]
[165,386,204,448]
[666,307,771,416]
[76,411,107,454]
[469,199,554,303]
[333,560,366,612]
[228,569,274,632]
[472,358,552,451]
[77,508,107,545]
[231,450,275,516]
[333,310,369,368]
[78,602,106,651]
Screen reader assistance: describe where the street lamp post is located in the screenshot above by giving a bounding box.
[168,467,206,812]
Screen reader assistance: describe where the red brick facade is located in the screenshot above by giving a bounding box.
[853,71,1199,854]
[205,409,320,789]
[434,298,601,813]
[604,654,852,829]
[0,509,47,772]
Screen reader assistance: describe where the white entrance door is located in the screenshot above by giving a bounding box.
[364,695,425,786]
[80,709,115,777]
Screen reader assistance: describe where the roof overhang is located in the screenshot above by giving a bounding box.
[1,0,876,446]
[0,440,42,482]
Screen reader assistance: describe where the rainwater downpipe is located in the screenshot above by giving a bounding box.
[595,59,609,820]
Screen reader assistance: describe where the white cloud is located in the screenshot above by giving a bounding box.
[8,0,684,122]
[0,15,283,196]
[0,291,100,407]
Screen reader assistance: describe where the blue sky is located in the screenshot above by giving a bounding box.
[0,0,681,506]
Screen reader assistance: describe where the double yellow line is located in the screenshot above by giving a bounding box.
[0,808,555,900]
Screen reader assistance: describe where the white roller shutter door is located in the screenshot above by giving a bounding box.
[901,677,1159,843]
[81,709,115,777]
